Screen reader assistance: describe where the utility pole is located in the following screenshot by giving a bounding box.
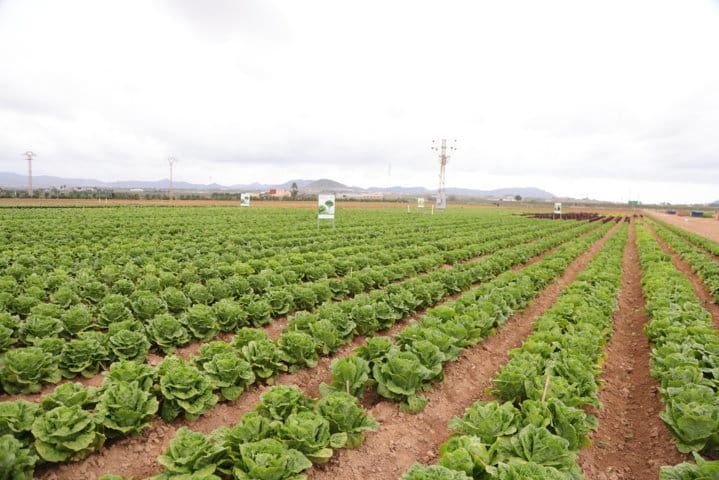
[24,151,36,197]
[168,156,177,201]
[431,139,456,210]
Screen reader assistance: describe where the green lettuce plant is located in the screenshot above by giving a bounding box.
[0,434,37,480]
[659,452,719,480]
[200,351,255,401]
[372,349,432,413]
[231,438,312,480]
[150,427,225,480]
[231,328,270,348]
[60,306,94,336]
[19,315,64,344]
[315,392,378,448]
[277,331,318,372]
[158,357,218,422]
[103,360,156,391]
[131,291,167,320]
[277,411,338,464]
[146,313,191,354]
[0,346,61,393]
[240,339,285,383]
[403,463,472,480]
[161,287,191,313]
[212,299,248,332]
[448,400,519,443]
[108,329,151,362]
[98,301,134,327]
[0,399,39,445]
[318,356,369,398]
[97,381,159,437]
[59,334,111,378]
[31,405,105,463]
[437,435,495,479]
[40,382,99,411]
[181,304,219,341]
[255,386,315,422]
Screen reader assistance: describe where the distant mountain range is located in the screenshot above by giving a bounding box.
[0,172,556,199]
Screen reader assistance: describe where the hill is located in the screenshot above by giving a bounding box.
[0,171,555,199]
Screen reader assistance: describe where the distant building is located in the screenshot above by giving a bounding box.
[267,189,291,198]
[339,192,384,200]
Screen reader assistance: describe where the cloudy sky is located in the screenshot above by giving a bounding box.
[1,0,718,203]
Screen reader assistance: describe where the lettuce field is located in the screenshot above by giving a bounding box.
[0,205,717,480]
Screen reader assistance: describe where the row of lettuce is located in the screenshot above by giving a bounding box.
[0,221,602,477]
[635,224,719,477]
[0,220,576,395]
[646,217,719,303]
[0,217,527,338]
[402,222,628,479]
[401,222,719,479]
[112,215,616,479]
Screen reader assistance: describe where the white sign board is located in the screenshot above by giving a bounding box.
[240,193,250,207]
[417,197,425,208]
[554,202,562,214]
[318,194,335,219]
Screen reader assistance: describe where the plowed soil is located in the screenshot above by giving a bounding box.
[650,211,719,243]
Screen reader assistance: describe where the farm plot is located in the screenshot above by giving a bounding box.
[0,206,716,479]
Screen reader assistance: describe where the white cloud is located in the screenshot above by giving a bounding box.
[0,0,718,203]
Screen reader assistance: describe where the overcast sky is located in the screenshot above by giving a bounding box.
[1,0,718,203]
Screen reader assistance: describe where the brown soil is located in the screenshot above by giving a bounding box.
[35,225,602,480]
[307,225,619,479]
[577,223,688,480]
[649,211,719,244]
[645,225,719,329]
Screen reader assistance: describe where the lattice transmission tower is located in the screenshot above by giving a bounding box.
[431,139,456,210]
[23,151,36,196]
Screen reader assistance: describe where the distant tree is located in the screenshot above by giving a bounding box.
[290,182,299,200]
[514,195,522,201]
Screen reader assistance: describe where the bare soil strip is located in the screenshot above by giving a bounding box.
[645,224,719,329]
[577,223,688,480]
[36,224,593,479]
[649,211,719,244]
[307,225,619,480]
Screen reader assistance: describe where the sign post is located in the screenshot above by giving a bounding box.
[318,194,335,227]
[417,197,425,209]
[553,202,562,219]
[240,193,250,207]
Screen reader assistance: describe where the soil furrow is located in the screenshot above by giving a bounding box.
[307,224,619,479]
[577,223,688,480]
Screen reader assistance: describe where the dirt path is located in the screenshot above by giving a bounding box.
[648,211,719,244]
[307,225,619,479]
[36,225,594,480]
[644,225,719,329]
[577,223,688,480]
